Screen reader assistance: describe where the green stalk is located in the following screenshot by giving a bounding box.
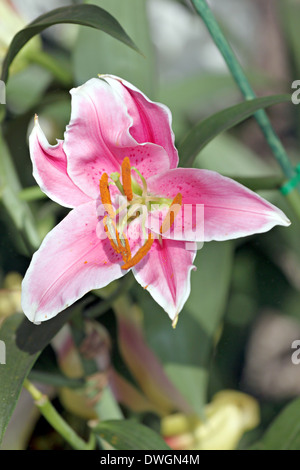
[26,50,73,87]
[24,379,95,450]
[191,0,295,182]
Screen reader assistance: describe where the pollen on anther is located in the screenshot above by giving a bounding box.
[121,232,154,270]
[160,193,182,235]
[100,173,115,218]
[121,157,133,201]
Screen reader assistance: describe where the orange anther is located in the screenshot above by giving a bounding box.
[122,233,132,263]
[160,193,182,235]
[103,216,131,263]
[116,229,131,263]
[100,173,115,218]
[121,233,154,270]
[121,157,133,201]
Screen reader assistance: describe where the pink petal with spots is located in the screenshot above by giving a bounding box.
[103,74,178,169]
[29,119,90,208]
[96,195,145,256]
[146,168,290,242]
[132,239,197,321]
[21,201,125,323]
[64,77,173,199]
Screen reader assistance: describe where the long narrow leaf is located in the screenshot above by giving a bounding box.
[0,315,39,444]
[179,94,291,167]
[1,4,140,83]
[250,397,300,450]
[91,419,171,450]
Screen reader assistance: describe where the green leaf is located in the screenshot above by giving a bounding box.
[73,0,155,96]
[0,314,39,445]
[1,4,140,83]
[178,94,291,167]
[158,73,240,139]
[250,397,300,450]
[0,303,84,444]
[94,387,123,421]
[137,241,233,416]
[0,131,41,254]
[280,0,300,140]
[28,370,84,389]
[18,186,47,202]
[15,306,76,355]
[5,65,52,114]
[158,72,280,139]
[229,175,284,191]
[194,133,284,190]
[92,419,170,450]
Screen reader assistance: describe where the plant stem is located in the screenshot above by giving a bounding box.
[23,379,95,450]
[191,0,295,181]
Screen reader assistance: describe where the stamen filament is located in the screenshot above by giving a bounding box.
[118,232,132,263]
[140,205,148,241]
[119,202,143,235]
[103,216,119,253]
[104,216,131,262]
[131,167,148,196]
[110,172,125,195]
[114,200,131,217]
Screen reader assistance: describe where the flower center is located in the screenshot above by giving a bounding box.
[99,157,182,270]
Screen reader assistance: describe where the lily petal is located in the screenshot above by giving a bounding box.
[132,239,197,322]
[21,201,125,323]
[103,74,178,169]
[65,77,173,199]
[29,118,90,208]
[146,168,290,242]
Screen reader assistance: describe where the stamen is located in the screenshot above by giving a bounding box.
[117,232,131,263]
[115,229,130,262]
[121,233,154,270]
[160,193,182,235]
[123,235,131,262]
[100,173,115,218]
[172,315,179,329]
[110,172,125,195]
[103,216,119,253]
[121,157,133,201]
[119,202,143,235]
[131,167,148,197]
[103,216,131,262]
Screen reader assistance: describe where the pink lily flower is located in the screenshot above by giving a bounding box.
[21,75,290,325]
